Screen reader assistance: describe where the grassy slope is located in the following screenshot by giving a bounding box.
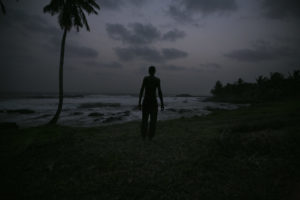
[1,100,300,200]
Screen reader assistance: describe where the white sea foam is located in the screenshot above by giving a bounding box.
[0,94,240,127]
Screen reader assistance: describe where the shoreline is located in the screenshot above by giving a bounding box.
[0,96,241,128]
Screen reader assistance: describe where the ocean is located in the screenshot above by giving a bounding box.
[0,94,240,127]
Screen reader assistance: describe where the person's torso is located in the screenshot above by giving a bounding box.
[143,76,159,103]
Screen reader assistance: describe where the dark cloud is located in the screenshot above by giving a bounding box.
[161,48,188,59]
[128,0,148,6]
[161,65,186,71]
[138,64,187,75]
[181,0,237,14]
[99,0,148,10]
[106,23,161,45]
[261,0,300,19]
[85,61,123,69]
[161,63,222,72]
[168,0,237,23]
[162,29,186,41]
[106,23,186,45]
[225,49,271,62]
[0,6,99,65]
[224,41,298,62]
[272,35,300,45]
[115,46,164,62]
[160,64,222,72]
[168,5,195,23]
[129,23,161,44]
[199,63,222,69]
[106,23,130,42]
[99,0,123,10]
[0,9,60,35]
[115,47,188,63]
[45,36,99,58]
[67,45,99,58]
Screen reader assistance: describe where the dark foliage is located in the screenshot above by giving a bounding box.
[44,0,100,32]
[210,70,300,103]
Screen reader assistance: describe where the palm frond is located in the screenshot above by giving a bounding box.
[44,0,64,15]
[89,0,100,10]
[72,5,83,31]
[79,0,99,14]
[87,0,100,11]
[79,7,90,31]
[44,0,100,31]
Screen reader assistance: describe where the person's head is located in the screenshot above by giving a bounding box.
[148,66,156,76]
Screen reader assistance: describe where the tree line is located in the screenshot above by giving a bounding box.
[210,70,300,103]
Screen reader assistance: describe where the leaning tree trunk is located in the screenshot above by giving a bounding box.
[48,28,67,125]
[0,0,6,15]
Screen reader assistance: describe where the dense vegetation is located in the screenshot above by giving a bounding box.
[209,70,300,103]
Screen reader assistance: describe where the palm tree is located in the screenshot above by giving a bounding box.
[44,0,100,124]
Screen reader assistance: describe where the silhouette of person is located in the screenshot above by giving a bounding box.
[138,66,164,140]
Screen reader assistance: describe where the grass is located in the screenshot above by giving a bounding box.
[1,99,300,199]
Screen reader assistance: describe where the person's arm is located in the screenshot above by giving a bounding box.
[158,79,164,111]
[138,78,145,110]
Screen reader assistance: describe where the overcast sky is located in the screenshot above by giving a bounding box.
[0,0,299,95]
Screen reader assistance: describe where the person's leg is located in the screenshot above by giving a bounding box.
[141,107,150,139]
[149,107,158,140]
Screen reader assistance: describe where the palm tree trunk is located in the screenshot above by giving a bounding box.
[0,0,6,15]
[48,28,67,125]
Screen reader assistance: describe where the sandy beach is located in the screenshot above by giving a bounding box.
[1,99,300,199]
